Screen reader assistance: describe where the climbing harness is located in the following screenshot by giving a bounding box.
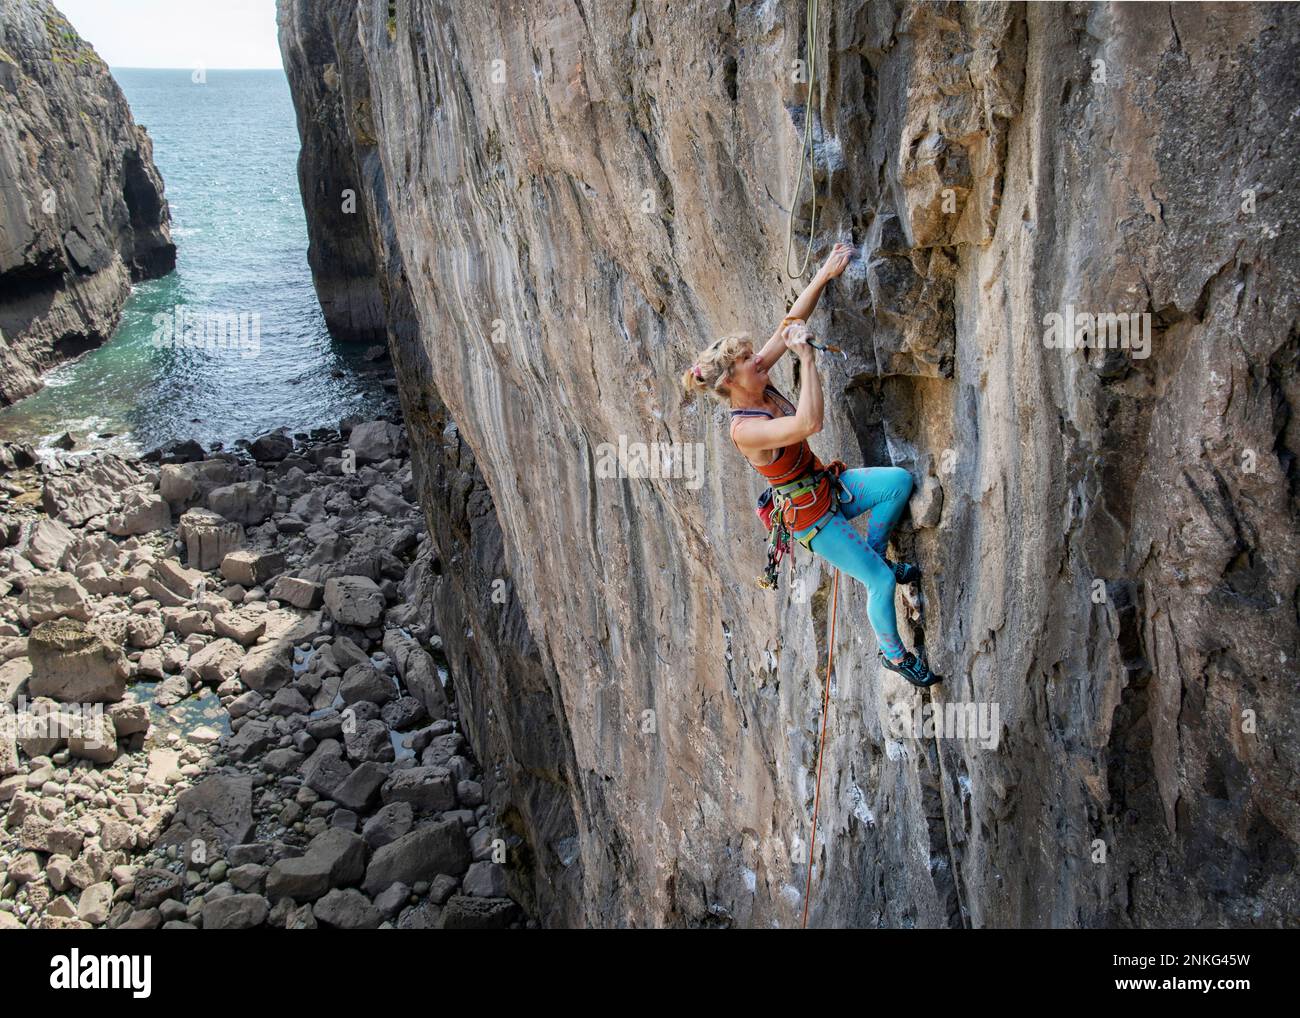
[754,459,850,589]
[802,564,839,928]
[785,0,822,279]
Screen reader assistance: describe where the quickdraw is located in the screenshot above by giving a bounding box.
[758,490,795,590]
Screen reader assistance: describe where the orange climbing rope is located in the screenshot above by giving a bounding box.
[801,565,839,928]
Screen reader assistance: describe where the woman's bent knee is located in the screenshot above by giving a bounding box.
[877,466,911,501]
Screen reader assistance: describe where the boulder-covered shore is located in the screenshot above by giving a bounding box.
[0,423,529,929]
[0,0,176,407]
[279,0,1300,927]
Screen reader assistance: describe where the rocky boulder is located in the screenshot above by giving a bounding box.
[207,481,275,526]
[347,420,406,464]
[323,575,385,626]
[106,490,170,536]
[220,549,285,587]
[27,618,129,702]
[157,774,255,863]
[66,711,119,764]
[183,638,245,686]
[40,454,141,525]
[269,575,324,609]
[177,508,244,570]
[159,460,237,510]
[250,429,294,462]
[20,571,93,623]
[202,893,269,930]
[362,820,470,895]
[20,518,76,570]
[238,641,294,693]
[312,888,381,929]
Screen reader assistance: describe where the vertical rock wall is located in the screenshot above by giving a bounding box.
[0,0,176,406]
[280,0,1299,927]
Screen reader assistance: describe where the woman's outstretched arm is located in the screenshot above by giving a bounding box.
[754,242,854,370]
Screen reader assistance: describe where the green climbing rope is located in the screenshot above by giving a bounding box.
[785,0,821,279]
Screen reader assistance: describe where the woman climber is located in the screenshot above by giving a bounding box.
[681,243,941,688]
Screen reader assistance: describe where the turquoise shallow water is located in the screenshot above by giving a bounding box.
[0,68,395,453]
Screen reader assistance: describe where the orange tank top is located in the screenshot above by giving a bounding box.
[729,386,834,530]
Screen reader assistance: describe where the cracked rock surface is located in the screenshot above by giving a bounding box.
[278,1,1299,927]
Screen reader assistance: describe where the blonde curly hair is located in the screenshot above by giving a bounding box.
[681,333,753,403]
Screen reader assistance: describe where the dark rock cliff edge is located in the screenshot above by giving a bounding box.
[279,0,1299,927]
[0,0,175,406]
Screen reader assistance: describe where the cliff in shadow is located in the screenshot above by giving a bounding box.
[279,0,1299,927]
[0,0,175,406]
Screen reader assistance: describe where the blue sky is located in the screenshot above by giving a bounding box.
[56,0,283,69]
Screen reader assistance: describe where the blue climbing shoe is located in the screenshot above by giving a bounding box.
[879,648,942,688]
[888,559,921,585]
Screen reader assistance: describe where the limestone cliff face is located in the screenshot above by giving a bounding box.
[0,0,175,406]
[280,0,1300,928]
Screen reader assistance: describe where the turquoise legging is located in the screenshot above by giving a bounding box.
[791,466,914,660]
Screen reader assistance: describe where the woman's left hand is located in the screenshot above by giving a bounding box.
[820,242,854,279]
[784,322,815,359]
